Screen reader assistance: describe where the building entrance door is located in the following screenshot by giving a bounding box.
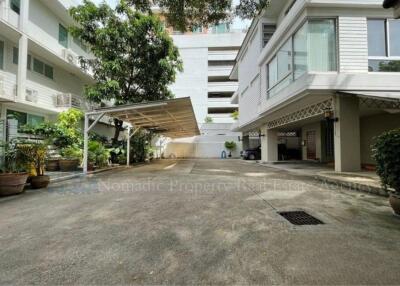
[306,131,317,160]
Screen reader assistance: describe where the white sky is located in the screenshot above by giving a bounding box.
[89,0,250,29]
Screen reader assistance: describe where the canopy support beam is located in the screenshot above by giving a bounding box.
[83,112,105,174]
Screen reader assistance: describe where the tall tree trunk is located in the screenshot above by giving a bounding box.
[112,118,124,146]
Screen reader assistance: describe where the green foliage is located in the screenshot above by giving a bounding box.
[225,141,237,151]
[88,141,110,168]
[19,109,84,149]
[0,140,27,173]
[61,146,83,161]
[18,143,47,176]
[231,110,239,120]
[69,1,182,105]
[373,129,400,193]
[204,116,213,123]
[126,0,269,31]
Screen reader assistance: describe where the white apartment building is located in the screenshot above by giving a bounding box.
[231,0,400,172]
[164,28,247,158]
[0,0,113,141]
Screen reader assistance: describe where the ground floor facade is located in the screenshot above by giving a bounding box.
[243,92,400,172]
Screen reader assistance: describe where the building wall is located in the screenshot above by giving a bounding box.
[360,113,400,165]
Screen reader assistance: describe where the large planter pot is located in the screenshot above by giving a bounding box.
[0,173,29,196]
[389,193,400,216]
[59,159,79,172]
[46,160,60,172]
[30,175,50,189]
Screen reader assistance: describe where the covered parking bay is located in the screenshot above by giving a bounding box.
[83,97,200,174]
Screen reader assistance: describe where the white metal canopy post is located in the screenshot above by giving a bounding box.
[83,112,105,174]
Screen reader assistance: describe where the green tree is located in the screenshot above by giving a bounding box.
[69,1,183,144]
[127,0,269,31]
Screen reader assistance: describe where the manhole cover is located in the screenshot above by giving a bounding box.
[278,211,324,225]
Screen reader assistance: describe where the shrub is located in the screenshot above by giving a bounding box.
[231,110,239,121]
[225,141,237,151]
[372,128,400,193]
[61,146,83,161]
[204,116,213,123]
[88,141,110,168]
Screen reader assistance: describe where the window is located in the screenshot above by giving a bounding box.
[33,58,44,74]
[0,41,4,70]
[10,0,20,14]
[13,47,18,64]
[27,54,31,70]
[12,47,32,70]
[368,19,400,72]
[44,64,53,79]
[293,23,307,79]
[192,26,203,33]
[212,23,230,34]
[73,37,88,52]
[33,58,54,79]
[7,110,27,128]
[27,114,44,126]
[59,24,68,48]
[267,19,337,99]
[7,110,44,128]
[263,24,276,47]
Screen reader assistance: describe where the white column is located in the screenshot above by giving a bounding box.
[334,95,361,172]
[83,115,89,174]
[16,35,28,101]
[16,0,29,102]
[261,125,278,162]
[127,127,131,167]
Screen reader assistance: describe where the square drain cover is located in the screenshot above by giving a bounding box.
[278,211,324,226]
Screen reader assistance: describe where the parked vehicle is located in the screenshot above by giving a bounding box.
[242,146,261,160]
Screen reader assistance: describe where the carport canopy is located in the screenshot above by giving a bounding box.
[83,97,200,173]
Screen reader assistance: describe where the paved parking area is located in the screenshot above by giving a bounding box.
[0,159,399,285]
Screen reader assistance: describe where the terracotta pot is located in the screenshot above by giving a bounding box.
[30,175,50,189]
[88,163,96,172]
[46,160,60,171]
[59,159,79,172]
[389,193,400,216]
[0,173,29,196]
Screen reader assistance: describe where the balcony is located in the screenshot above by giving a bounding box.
[208,97,238,108]
[0,72,17,102]
[208,50,237,61]
[208,66,234,77]
[0,6,19,29]
[208,82,238,93]
[208,113,235,124]
[55,93,99,111]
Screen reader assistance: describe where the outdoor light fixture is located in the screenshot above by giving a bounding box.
[324,108,339,122]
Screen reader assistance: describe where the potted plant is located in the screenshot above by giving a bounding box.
[225,141,237,158]
[21,143,50,189]
[59,146,82,171]
[373,128,400,216]
[0,140,29,196]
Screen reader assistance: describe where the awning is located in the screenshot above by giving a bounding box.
[86,97,200,138]
[83,97,199,174]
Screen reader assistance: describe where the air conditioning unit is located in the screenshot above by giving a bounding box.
[55,93,71,107]
[55,93,82,108]
[63,49,78,66]
[25,88,38,103]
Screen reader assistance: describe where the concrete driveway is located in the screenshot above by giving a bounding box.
[0,159,399,285]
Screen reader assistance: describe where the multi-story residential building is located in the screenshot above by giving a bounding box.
[231,0,400,172]
[163,24,247,158]
[0,0,113,141]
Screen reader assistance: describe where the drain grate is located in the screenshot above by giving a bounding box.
[278,211,324,226]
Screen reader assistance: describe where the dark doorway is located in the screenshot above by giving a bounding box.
[306,131,317,160]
